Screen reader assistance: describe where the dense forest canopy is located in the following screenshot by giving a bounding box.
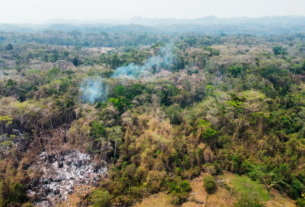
[1,23,305,206]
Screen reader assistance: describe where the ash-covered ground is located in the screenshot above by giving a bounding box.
[26,150,107,207]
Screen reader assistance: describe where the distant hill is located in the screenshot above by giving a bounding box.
[44,16,305,26]
[1,16,305,35]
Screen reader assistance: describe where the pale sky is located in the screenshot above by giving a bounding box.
[1,0,305,24]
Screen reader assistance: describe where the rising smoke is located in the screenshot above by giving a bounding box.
[80,77,108,104]
[111,44,174,79]
[80,44,174,104]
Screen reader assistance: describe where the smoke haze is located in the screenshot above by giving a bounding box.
[80,77,108,104]
[80,45,174,104]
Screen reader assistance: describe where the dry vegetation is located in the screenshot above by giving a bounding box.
[0,32,305,206]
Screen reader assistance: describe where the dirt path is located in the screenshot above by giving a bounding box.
[182,175,206,207]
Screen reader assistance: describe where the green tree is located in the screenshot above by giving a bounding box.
[92,120,105,139]
[5,44,13,50]
[228,66,242,77]
[114,85,126,97]
[272,46,287,55]
[106,126,123,162]
[203,175,217,194]
[72,57,79,66]
[197,119,217,139]
[108,97,130,112]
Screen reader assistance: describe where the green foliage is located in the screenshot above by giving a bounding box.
[92,120,105,139]
[296,198,305,207]
[21,203,34,207]
[90,190,111,207]
[213,162,223,175]
[5,44,13,50]
[165,104,182,124]
[203,47,220,56]
[168,179,191,193]
[179,180,192,192]
[6,79,17,87]
[0,116,12,125]
[0,182,28,205]
[0,140,13,148]
[108,97,130,112]
[202,128,218,138]
[288,180,304,199]
[9,183,27,203]
[197,119,217,139]
[234,193,261,207]
[232,175,269,202]
[27,68,40,74]
[47,67,60,81]
[168,179,192,204]
[15,65,23,73]
[272,46,288,55]
[205,85,215,96]
[151,42,165,49]
[72,56,79,66]
[126,83,146,100]
[203,175,217,194]
[114,85,127,97]
[228,65,242,77]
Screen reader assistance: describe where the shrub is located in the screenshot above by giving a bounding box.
[296,198,305,207]
[179,180,191,192]
[234,193,261,207]
[90,190,111,207]
[203,175,216,194]
[168,179,192,204]
[204,163,223,175]
[204,164,216,175]
[213,162,223,175]
[170,191,189,204]
[8,183,28,204]
[288,180,304,199]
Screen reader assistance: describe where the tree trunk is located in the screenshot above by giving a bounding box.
[114,140,117,163]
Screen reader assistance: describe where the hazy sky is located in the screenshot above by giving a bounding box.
[2,0,305,23]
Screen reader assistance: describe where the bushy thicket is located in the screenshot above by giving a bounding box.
[203,175,217,194]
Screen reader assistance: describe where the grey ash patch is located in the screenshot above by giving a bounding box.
[26,150,107,207]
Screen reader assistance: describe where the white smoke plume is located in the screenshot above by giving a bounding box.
[80,45,174,104]
[80,77,108,104]
[111,44,174,79]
